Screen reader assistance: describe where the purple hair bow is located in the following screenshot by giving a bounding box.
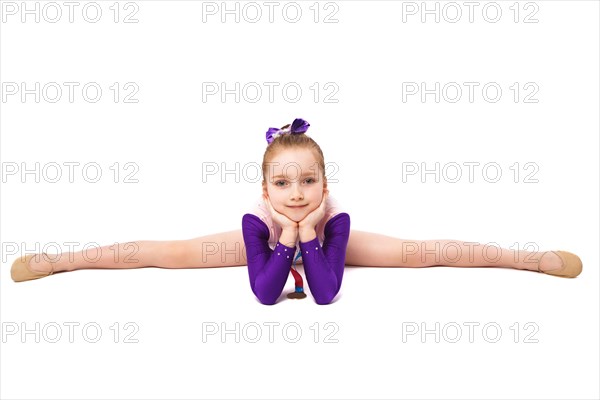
[265,118,310,144]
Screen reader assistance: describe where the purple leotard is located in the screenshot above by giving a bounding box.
[241,212,351,305]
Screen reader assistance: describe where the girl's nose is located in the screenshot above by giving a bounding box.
[290,183,304,200]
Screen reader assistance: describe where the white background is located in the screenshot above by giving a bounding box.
[1,1,599,399]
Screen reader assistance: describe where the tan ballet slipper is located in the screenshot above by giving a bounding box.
[11,253,55,282]
[537,250,582,278]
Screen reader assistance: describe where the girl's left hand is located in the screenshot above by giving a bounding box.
[298,190,329,230]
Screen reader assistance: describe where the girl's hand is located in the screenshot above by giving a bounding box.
[298,190,329,231]
[263,194,299,231]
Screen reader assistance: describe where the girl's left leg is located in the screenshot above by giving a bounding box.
[26,229,248,274]
[344,230,564,273]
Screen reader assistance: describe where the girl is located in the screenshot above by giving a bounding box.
[10,118,583,305]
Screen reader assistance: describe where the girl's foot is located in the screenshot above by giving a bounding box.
[11,253,56,282]
[537,250,583,278]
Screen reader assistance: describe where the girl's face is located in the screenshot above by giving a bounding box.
[263,148,327,223]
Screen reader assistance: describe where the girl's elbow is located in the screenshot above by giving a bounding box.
[314,279,342,305]
[257,295,278,305]
[252,287,279,305]
[313,291,338,305]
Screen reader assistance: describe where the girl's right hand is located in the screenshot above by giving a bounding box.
[263,194,299,231]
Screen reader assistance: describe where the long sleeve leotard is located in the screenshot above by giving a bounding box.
[241,212,351,305]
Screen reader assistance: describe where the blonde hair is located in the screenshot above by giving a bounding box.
[261,124,326,187]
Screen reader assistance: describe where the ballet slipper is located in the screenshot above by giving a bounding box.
[11,253,55,282]
[537,250,582,278]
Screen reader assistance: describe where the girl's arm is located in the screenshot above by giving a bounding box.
[242,214,295,305]
[299,213,351,305]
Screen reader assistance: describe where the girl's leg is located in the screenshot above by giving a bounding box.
[344,230,563,272]
[28,229,248,273]
[27,228,563,274]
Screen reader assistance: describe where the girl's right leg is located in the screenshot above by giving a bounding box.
[344,230,564,272]
[28,229,248,274]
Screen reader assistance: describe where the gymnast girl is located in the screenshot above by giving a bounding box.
[10,118,583,305]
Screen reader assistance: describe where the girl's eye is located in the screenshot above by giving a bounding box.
[274,178,315,187]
